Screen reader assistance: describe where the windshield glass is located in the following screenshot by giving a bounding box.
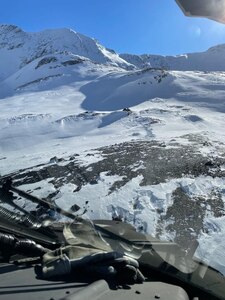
[1,1,225,298]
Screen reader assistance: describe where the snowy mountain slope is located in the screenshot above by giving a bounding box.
[1,68,225,160]
[2,24,225,100]
[120,44,225,71]
[0,25,133,72]
[1,24,225,276]
[0,51,127,98]
[81,69,225,111]
[0,24,133,95]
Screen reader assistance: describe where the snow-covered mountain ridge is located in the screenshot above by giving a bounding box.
[2,24,225,87]
[0,25,132,69]
[1,24,225,276]
[0,24,133,82]
[2,24,225,99]
[120,44,225,71]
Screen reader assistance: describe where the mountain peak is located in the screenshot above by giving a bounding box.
[0,24,133,69]
[0,24,23,34]
[0,24,134,92]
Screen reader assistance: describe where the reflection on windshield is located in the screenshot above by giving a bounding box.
[1,180,225,299]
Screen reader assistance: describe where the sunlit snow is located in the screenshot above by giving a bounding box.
[1,25,225,275]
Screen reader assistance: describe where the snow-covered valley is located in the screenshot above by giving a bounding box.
[1,24,225,275]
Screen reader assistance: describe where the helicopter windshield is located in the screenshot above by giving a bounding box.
[1,1,225,299]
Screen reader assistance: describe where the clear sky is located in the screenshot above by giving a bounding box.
[1,0,225,55]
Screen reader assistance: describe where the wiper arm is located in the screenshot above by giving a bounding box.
[0,216,58,247]
[1,178,76,220]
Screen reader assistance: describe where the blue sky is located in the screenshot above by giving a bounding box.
[1,0,225,55]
